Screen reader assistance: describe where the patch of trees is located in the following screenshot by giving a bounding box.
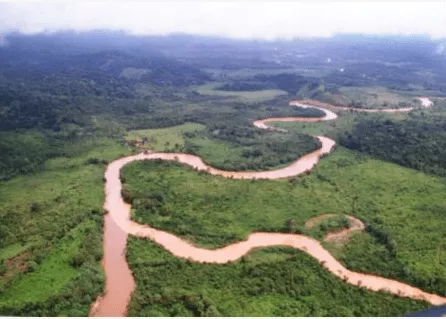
[86,158,108,165]
[0,130,117,181]
[0,131,54,181]
[341,112,446,176]
[311,215,350,239]
[126,239,428,317]
[340,226,446,297]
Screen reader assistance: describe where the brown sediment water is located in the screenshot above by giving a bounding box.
[89,214,134,317]
[90,98,443,316]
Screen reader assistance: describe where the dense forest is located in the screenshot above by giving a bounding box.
[127,240,428,317]
[341,101,446,176]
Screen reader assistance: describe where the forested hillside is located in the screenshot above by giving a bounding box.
[0,35,327,181]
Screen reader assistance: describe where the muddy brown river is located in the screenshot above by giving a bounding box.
[90,98,445,316]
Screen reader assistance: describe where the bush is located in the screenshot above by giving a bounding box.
[70,252,87,268]
[30,202,41,213]
[318,215,350,233]
[27,261,38,273]
[86,158,101,165]
[121,187,135,204]
[284,219,296,233]
[0,262,7,276]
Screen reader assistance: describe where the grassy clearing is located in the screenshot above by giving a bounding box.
[0,244,31,261]
[125,122,206,152]
[338,86,420,108]
[185,136,242,166]
[122,147,446,295]
[193,83,287,102]
[126,238,427,317]
[44,138,131,171]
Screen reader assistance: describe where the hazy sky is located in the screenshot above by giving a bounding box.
[1,2,446,40]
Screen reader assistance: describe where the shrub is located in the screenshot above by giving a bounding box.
[30,202,41,213]
[121,187,135,203]
[27,261,38,273]
[284,219,296,233]
[0,262,6,276]
[70,252,87,268]
[86,158,100,165]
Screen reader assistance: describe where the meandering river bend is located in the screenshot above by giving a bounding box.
[89,97,445,317]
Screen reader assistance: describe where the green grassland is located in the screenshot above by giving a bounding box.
[0,138,131,316]
[185,136,243,166]
[193,83,288,102]
[126,238,427,317]
[125,122,206,152]
[337,86,420,108]
[121,147,446,296]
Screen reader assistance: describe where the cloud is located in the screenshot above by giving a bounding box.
[0,34,8,47]
[0,2,446,40]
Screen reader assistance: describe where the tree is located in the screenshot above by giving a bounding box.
[285,219,296,233]
[27,261,38,273]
